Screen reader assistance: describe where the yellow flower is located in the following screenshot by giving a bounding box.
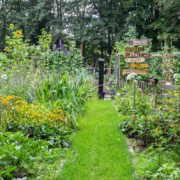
[15,106,24,112]
[174,92,179,97]
[1,99,9,105]
[168,109,174,113]
[15,30,22,37]
[168,99,173,103]
[0,95,18,105]
[0,95,65,125]
[14,100,25,105]
[5,95,17,100]
[47,110,65,122]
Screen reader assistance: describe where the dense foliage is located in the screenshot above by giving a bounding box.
[0,1,179,179]
[0,0,179,63]
[115,79,180,179]
[0,28,94,179]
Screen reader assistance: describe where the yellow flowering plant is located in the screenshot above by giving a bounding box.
[14,30,22,37]
[3,25,33,82]
[0,95,66,129]
[0,95,73,150]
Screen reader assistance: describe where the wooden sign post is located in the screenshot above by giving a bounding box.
[125,47,143,52]
[123,39,151,122]
[98,58,104,99]
[129,39,148,46]
[124,39,150,76]
[125,52,151,58]
[128,64,149,68]
[125,58,145,63]
[123,69,148,75]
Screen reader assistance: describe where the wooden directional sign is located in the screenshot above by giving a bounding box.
[140,53,151,58]
[129,39,148,46]
[125,47,143,52]
[123,38,150,76]
[125,52,151,58]
[128,63,149,68]
[123,69,148,75]
[125,58,145,63]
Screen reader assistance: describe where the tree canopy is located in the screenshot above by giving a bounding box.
[0,0,179,63]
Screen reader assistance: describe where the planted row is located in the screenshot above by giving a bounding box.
[115,83,179,179]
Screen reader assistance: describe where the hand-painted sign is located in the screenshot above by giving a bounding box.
[128,63,149,68]
[123,69,148,75]
[125,47,143,52]
[122,39,151,76]
[125,52,151,58]
[125,58,145,63]
[129,39,148,46]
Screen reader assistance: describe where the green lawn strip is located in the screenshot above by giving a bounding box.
[60,100,134,180]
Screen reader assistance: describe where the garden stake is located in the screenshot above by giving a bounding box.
[132,80,136,122]
[116,54,121,89]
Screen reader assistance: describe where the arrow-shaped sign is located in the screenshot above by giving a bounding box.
[123,69,148,75]
[125,52,151,58]
[129,39,148,46]
[128,64,149,68]
[125,47,143,52]
[125,58,145,63]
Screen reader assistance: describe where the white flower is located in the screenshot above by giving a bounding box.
[165,81,171,85]
[127,73,137,80]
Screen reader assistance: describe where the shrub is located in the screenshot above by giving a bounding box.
[0,131,65,179]
[115,85,151,116]
[117,84,179,179]
[135,149,180,180]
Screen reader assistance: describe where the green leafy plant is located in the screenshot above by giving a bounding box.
[36,72,95,128]
[135,149,180,180]
[0,131,66,179]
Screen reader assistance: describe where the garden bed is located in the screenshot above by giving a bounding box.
[115,84,180,179]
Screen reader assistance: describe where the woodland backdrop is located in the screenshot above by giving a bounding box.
[0,0,179,63]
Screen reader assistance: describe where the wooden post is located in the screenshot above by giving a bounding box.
[116,54,121,89]
[98,58,104,99]
[93,68,96,86]
[132,80,136,122]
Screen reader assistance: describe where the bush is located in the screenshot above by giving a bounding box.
[44,46,83,74]
[115,85,152,116]
[116,84,179,179]
[135,149,180,180]
[0,131,65,179]
[0,26,94,179]
[117,84,179,149]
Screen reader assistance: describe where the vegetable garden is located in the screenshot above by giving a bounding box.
[0,1,179,179]
[112,39,179,179]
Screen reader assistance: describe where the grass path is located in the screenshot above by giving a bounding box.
[60,100,134,180]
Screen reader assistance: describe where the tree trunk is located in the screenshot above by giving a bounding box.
[80,40,84,57]
[1,0,6,50]
[56,0,63,32]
